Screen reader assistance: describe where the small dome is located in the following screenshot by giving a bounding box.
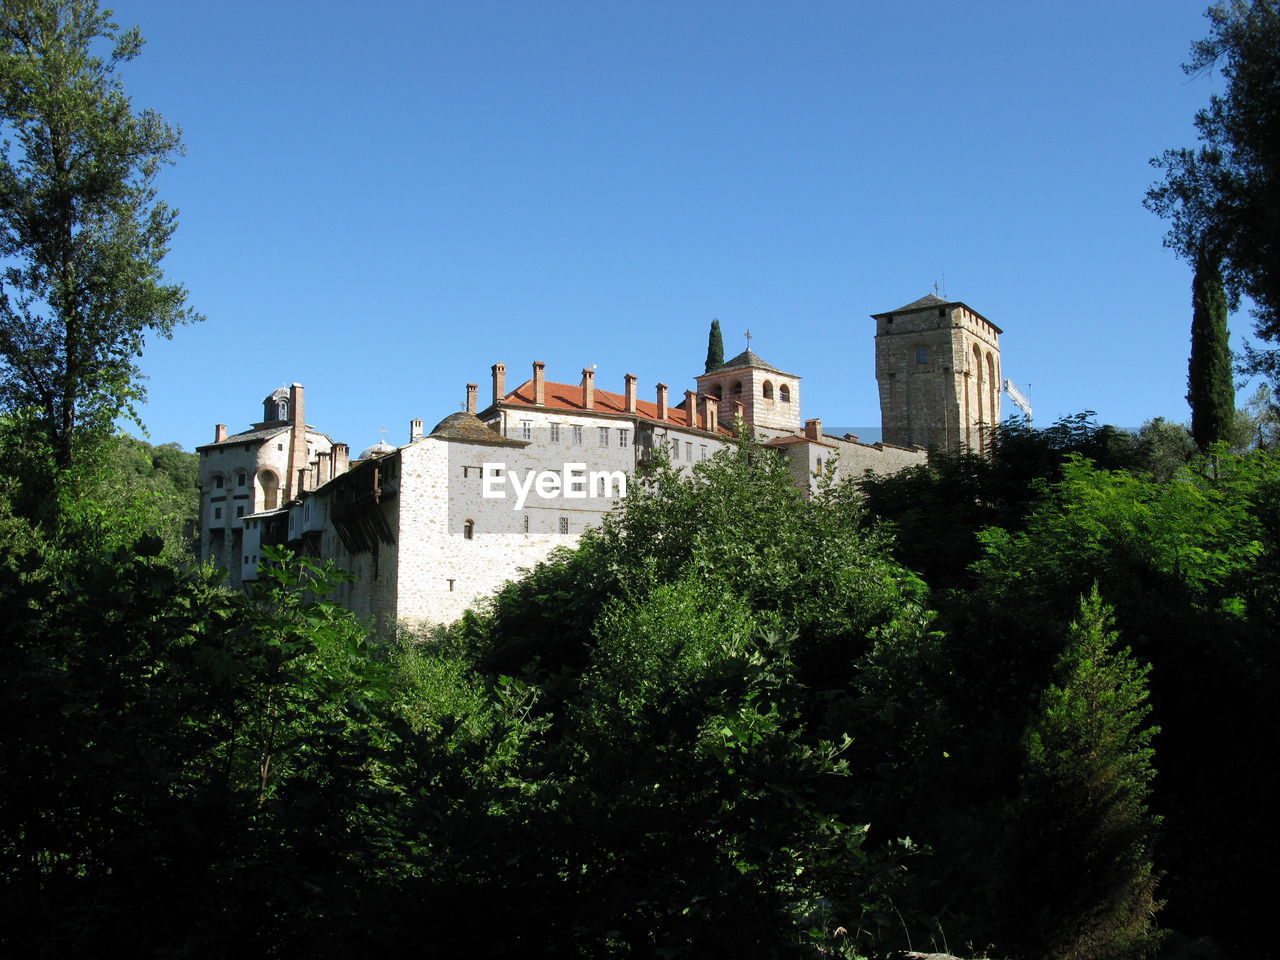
[429,411,526,446]
[358,439,397,460]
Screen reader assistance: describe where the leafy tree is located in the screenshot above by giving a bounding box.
[1135,417,1196,480]
[1003,587,1161,960]
[857,413,1144,591]
[0,0,198,477]
[1188,247,1235,449]
[705,316,724,372]
[1147,0,1280,382]
[964,452,1280,955]
[457,440,935,953]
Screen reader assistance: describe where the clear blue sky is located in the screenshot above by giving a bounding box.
[110,0,1245,451]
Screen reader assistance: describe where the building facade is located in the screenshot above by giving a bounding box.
[197,294,1005,627]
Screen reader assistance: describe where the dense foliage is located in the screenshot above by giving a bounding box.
[5,413,1276,958]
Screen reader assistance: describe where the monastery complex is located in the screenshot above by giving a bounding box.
[197,293,1007,627]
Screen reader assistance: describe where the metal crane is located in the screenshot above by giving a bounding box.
[1003,379,1033,420]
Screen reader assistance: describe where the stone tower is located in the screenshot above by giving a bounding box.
[695,348,802,437]
[873,294,1002,453]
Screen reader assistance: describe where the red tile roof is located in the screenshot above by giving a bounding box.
[500,378,732,435]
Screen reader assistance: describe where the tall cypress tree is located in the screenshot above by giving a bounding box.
[1188,247,1234,450]
[704,319,724,373]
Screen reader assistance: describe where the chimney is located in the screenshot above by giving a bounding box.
[466,383,478,414]
[492,362,507,405]
[286,383,307,501]
[732,399,745,423]
[332,442,350,475]
[805,418,822,441]
[409,418,423,442]
[656,383,668,421]
[703,396,719,431]
[533,361,546,406]
[316,450,331,483]
[582,368,595,410]
[624,373,638,414]
[297,467,310,496]
[215,423,227,443]
[685,390,698,429]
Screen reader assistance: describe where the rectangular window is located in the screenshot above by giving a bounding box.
[598,427,609,447]
[277,443,284,451]
[520,420,532,441]
[618,429,630,447]
[213,506,222,520]
[916,346,928,364]
[236,505,245,518]
[550,423,561,443]
[686,442,693,460]
[559,516,569,535]
[237,473,245,487]
[700,445,707,459]
[572,425,583,445]
[672,438,680,460]
[214,475,224,489]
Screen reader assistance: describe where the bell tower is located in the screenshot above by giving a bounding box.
[873,294,1002,453]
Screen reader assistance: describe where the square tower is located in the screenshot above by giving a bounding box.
[873,294,1002,453]
[696,349,802,436]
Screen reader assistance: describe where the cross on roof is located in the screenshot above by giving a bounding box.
[745,329,753,349]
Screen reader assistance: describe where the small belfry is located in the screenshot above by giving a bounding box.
[873,293,1003,453]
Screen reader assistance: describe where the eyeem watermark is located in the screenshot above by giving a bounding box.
[482,462,627,510]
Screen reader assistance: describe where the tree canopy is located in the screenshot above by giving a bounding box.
[1147,0,1280,382]
[0,0,199,474]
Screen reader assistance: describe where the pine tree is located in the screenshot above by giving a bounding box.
[1188,247,1234,450]
[705,318,724,373]
[1004,586,1162,960]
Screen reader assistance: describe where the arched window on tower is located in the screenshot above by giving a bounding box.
[779,384,791,403]
[973,344,985,452]
[710,384,723,399]
[762,380,774,399]
[463,519,475,540]
[987,352,998,426]
[732,381,743,396]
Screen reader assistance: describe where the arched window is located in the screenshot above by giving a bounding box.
[463,519,475,540]
[973,344,985,453]
[762,380,774,399]
[212,473,224,490]
[258,470,280,511]
[710,384,723,400]
[987,352,998,428]
[732,381,743,396]
[779,384,791,403]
